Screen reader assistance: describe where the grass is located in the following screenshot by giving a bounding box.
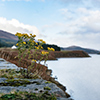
[0,91,57,100]
[0,69,39,79]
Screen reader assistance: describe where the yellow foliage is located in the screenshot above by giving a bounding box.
[47,47,55,51]
[23,42,26,44]
[41,51,49,55]
[32,59,36,62]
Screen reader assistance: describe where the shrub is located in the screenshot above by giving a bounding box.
[15,32,55,79]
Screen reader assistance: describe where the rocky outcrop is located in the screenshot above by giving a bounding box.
[0,78,67,98]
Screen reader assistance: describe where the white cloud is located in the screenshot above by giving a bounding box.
[59,8,100,35]
[0,17,40,36]
[79,9,100,33]
[41,8,100,49]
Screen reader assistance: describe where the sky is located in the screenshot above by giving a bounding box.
[0,0,100,50]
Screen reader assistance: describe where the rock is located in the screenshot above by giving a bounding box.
[46,69,52,76]
[0,78,67,98]
[0,78,7,83]
[0,58,5,62]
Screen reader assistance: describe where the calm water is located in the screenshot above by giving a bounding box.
[0,55,100,100]
[46,55,100,100]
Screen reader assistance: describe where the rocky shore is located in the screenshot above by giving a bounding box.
[0,48,90,99]
[0,58,72,99]
[0,78,70,99]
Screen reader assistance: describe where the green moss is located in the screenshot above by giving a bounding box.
[7,75,14,79]
[0,69,22,79]
[0,94,17,99]
[44,86,51,90]
[0,91,57,100]
[0,69,39,79]
[45,81,51,84]
[1,74,7,78]
[0,79,32,87]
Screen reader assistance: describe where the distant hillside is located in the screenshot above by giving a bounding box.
[0,30,18,47]
[61,46,100,54]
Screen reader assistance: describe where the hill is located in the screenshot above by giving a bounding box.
[0,30,18,47]
[61,46,100,54]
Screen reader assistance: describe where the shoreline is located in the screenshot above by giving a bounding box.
[0,48,90,99]
[0,58,71,99]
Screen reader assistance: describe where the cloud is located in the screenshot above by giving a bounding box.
[79,9,100,33]
[0,17,40,36]
[41,8,100,49]
[59,7,100,35]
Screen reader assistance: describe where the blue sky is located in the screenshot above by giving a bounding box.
[0,0,100,50]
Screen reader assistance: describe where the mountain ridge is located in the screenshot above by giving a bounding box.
[0,30,18,47]
[61,45,100,54]
[0,30,18,40]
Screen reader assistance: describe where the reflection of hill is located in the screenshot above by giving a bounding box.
[61,46,100,54]
[0,30,18,47]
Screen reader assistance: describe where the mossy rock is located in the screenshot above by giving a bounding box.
[0,79,32,87]
[44,86,51,90]
[45,81,52,84]
[0,91,57,100]
[0,69,40,79]
[0,94,17,99]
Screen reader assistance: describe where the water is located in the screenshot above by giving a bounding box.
[0,58,19,70]
[46,55,100,100]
